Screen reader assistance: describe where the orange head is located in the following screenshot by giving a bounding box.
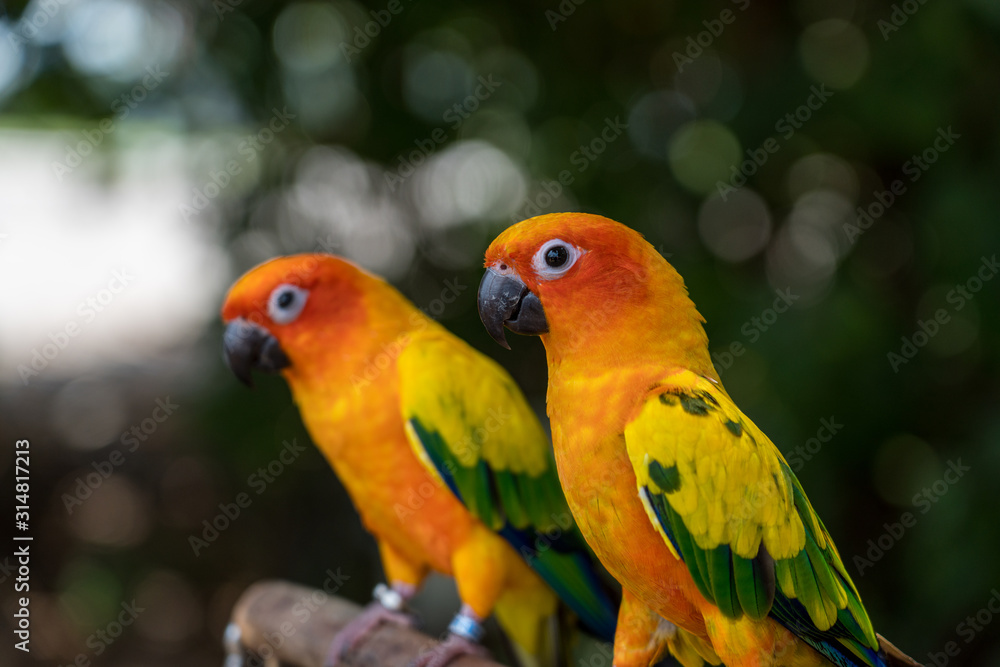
[221,253,407,388]
[479,212,715,375]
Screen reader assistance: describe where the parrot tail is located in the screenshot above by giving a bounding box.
[664,622,722,667]
[877,634,924,667]
[493,586,560,667]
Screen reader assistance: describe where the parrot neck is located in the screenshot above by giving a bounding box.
[282,288,426,409]
[541,275,722,474]
[541,266,719,384]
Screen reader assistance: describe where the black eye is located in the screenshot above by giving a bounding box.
[268,283,309,324]
[534,239,579,278]
[545,245,568,267]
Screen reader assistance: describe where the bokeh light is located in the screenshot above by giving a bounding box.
[66,475,152,547]
[787,153,860,203]
[798,19,869,89]
[50,377,127,451]
[134,571,204,645]
[626,90,696,162]
[412,140,527,231]
[63,0,185,82]
[697,189,772,263]
[668,120,741,194]
[0,22,26,98]
[272,3,348,73]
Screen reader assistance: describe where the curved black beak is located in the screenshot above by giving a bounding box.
[477,269,548,349]
[223,318,291,387]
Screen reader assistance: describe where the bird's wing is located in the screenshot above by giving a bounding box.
[397,332,618,640]
[625,369,881,666]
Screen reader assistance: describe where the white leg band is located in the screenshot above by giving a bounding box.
[373,583,406,611]
[448,612,485,642]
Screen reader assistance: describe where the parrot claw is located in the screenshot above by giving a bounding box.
[409,634,489,667]
[324,601,416,666]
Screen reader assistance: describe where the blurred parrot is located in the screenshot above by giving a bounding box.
[477,213,923,667]
[220,253,621,667]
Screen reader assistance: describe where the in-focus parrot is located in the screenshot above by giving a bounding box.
[476,213,923,667]
[220,253,621,667]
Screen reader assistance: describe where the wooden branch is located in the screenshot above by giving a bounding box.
[228,580,504,667]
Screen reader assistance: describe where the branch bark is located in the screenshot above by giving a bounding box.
[228,580,504,667]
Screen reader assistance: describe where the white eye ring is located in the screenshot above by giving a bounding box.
[532,239,582,279]
[267,284,309,325]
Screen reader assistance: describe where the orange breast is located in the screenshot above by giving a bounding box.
[294,376,476,576]
[548,367,710,639]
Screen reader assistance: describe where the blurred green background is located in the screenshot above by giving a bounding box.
[1,0,998,665]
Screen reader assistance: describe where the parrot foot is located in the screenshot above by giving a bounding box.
[324,601,416,666]
[410,633,489,667]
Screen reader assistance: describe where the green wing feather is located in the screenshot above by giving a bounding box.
[627,370,880,663]
[397,333,618,641]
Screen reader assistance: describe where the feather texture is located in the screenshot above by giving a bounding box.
[626,370,880,664]
[398,334,619,642]
[481,211,921,667]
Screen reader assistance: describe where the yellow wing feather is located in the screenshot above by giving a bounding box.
[625,371,804,561]
[624,370,876,645]
[397,330,549,477]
